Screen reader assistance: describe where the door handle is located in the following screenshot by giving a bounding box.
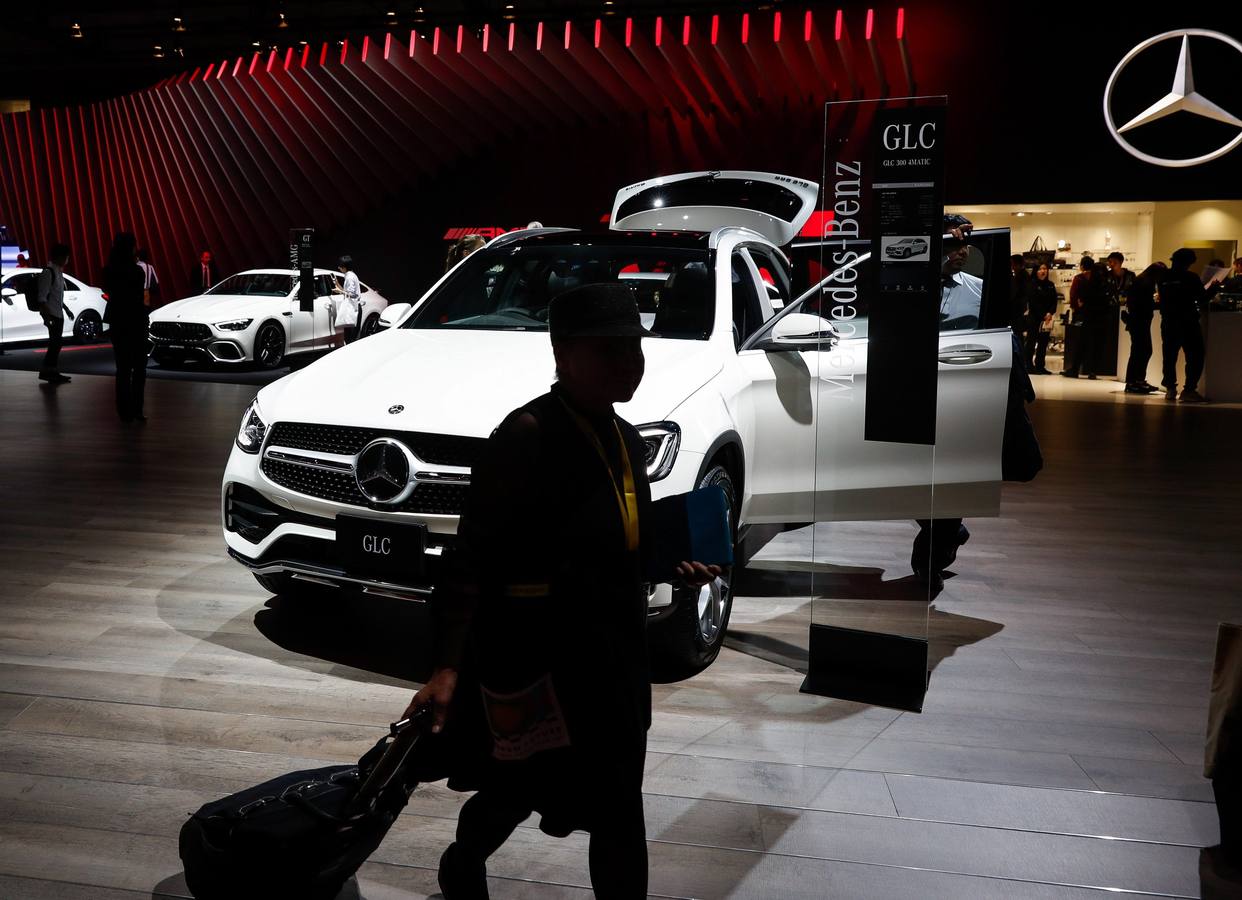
[282,311,293,317]
[938,344,992,365]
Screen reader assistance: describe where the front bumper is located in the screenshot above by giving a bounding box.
[149,325,248,363]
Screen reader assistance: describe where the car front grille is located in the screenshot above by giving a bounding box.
[150,321,212,343]
[265,422,486,468]
[259,429,471,511]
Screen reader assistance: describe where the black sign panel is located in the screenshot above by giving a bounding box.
[863,104,946,446]
[337,515,427,582]
[289,227,315,312]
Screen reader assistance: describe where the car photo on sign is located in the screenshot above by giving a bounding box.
[881,235,931,261]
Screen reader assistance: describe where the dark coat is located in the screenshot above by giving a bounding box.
[102,261,147,328]
[1026,278,1058,323]
[188,260,221,295]
[432,384,658,836]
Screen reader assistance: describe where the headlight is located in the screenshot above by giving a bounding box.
[235,401,267,453]
[637,422,680,481]
[215,318,253,331]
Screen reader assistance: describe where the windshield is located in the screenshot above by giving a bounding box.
[206,273,293,297]
[405,242,714,339]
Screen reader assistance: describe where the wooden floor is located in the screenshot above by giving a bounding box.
[0,368,1238,899]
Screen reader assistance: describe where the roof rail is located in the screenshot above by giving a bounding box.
[486,227,576,250]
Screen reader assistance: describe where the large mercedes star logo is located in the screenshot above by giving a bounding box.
[1104,29,1242,168]
[355,438,418,505]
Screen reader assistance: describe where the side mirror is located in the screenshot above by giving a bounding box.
[0,287,16,299]
[760,313,838,351]
[377,302,412,330]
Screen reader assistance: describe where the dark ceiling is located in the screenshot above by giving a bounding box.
[2,1,780,106]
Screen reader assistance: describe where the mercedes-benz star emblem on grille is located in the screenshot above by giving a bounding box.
[1104,29,1242,168]
[388,405,404,414]
[355,439,418,505]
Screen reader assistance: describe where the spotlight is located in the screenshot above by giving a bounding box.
[71,22,84,38]
[252,40,261,47]
[172,16,186,33]
[153,44,165,58]
[277,12,288,29]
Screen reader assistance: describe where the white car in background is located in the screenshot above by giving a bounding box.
[220,171,1013,679]
[0,268,109,345]
[149,268,390,369]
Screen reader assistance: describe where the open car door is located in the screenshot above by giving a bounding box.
[610,171,818,246]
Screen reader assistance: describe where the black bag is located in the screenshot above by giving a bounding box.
[1022,236,1056,272]
[23,269,47,312]
[179,709,432,900]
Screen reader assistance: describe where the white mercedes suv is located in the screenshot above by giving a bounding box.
[222,172,1013,678]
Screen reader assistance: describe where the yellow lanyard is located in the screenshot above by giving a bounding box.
[560,399,640,552]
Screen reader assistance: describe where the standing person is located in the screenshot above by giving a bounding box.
[188,248,219,295]
[332,255,362,346]
[1009,254,1032,338]
[1062,257,1107,378]
[406,283,720,900]
[1024,262,1058,375]
[444,234,486,273]
[35,242,72,385]
[1157,248,1208,403]
[1122,262,1164,394]
[103,233,149,422]
[1221,257,1242,294]
[137,248,160,308]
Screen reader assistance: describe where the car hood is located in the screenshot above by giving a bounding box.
[259,328,723,437]
[152,294,281,323]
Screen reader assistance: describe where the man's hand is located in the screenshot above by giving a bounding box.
[676,561,722,587]
[403,667,458,734]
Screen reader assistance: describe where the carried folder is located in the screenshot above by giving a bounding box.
[644,485,734,583]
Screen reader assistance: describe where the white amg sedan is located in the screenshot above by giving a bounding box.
[149,269,390,369]
[0,268,109,345]
[220,172,1014,678]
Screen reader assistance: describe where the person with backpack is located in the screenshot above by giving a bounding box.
[33,242,72,385]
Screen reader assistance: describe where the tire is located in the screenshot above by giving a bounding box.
[648,462,738,683]
[360,312,381,338]
[73,309,103,344]
[254,321,286,369]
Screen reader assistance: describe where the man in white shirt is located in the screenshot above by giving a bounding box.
[939,237,982,331]
[333,255,362,345]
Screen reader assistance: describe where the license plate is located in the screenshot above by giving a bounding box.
[336,515,426,582]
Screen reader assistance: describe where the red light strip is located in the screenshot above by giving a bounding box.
[835,9,844,40]
[865,9,874,40]
[301,44,310,67]
[711,14,719,45]
[483,23,490,52]
[897,7,905,40]
[266,50,277,72]
[409,30,417,57]
[625,17,633,47]
[594,19,601,48]
[319,42,328,66]
[457,25,464,53]
[217,58,227,79]
[340,38,349,64]
[384,32,392,59]
[564,20,571,49]
[508,22,516,51]
[683,16,691,45]
[189,67,202,82]
[361,35,370,62]
[232,56,243,77]
[536,22,543,51]
[741,13,750,44]
[774,11,782,42]
[284,47,295,69]
[433,27,440,55]
[203,62,216,79]
[655,16,663,47]
[805,10,813,41]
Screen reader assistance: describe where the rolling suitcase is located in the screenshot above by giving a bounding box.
[179,708,432,900]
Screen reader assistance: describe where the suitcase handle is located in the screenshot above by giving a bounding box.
[344,707,433,820]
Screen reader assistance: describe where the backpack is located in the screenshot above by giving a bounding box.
[24,269,48,312]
